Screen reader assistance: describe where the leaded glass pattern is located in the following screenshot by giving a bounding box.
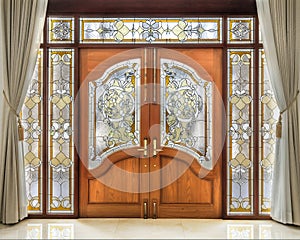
[160,59,213,169]
[48,49,74,213]
[22,50,43,213]
[259,50,278,214]
[80,18,222,44]
[89,59,141,169]
[48,17,74,43]
[228,18,254,43]
[227,50,254,214]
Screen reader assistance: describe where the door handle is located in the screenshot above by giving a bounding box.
[152,200,157,219]
[138,137,148,157]
[143,201,148,219]
[153,138,162,157]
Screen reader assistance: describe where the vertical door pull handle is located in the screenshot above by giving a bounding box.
[153,201,157,219]
[143,201,148,219]
[153,138,163,157]
[138,138,148,157]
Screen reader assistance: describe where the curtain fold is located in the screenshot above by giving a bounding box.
[256,0,300,225]
[0,0,47,224]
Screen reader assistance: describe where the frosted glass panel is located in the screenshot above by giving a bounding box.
[228,18,254,43]
[22,50,43,213]
[48,17,74,43]
[259,50,278,214]
[227,50,254,215]
[89,59,141,169]
[80,18,222,44]
[48,49,74,213]
[160,59,213,169]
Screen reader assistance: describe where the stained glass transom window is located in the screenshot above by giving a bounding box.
[89,59,141,169]
[228,18,254,44]
[22,50,43,213]
[48,17,75,43]
[48,49,75,213]
[259,50,278,214]
[160,59,213,169]
[227,49,254,214]
[80,18,222,44]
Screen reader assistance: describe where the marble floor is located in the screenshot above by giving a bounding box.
[0,218,300,239]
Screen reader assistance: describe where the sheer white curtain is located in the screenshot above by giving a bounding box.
[256,0,300,225]
[0,0,47,224]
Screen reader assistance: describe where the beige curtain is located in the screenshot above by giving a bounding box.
[256,0,300,225]
[0,0,47,224]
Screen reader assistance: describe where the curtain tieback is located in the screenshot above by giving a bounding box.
[2,90,24,140]
[276,90,299,138]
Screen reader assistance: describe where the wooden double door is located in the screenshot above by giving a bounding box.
[79,48,223,218]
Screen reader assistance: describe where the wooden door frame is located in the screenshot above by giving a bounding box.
[30,0,270,219]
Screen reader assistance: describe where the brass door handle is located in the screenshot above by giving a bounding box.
[153,138,162,157]
[138,138,148,157]
[152,201,157,219]
[143,201,148,219]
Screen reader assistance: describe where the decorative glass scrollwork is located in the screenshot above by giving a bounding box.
[160,59,213,169]
[228,18,254,43]
[80,18,222,44]
[48,49,74,213]
[227,50,254,214]
[22,50,43,213]
[89,59,141,169]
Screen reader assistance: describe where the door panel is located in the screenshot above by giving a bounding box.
[149,48,222,218]
[79,48,222,218]
[79,48,149,217]
[88,158,140,204]
[160,157,213,204]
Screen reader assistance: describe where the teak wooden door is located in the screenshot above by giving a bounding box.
[79,48,222,218]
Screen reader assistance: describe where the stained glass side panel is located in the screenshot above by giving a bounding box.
[22,50,43,213]
[80,18,222,44]
[160,59,213,169]
[48,17,75,43]
[259,50,278,214]
[88,59,141,169]
[227,18,254,44]
[48,49,74,213]
[227,50,254,215]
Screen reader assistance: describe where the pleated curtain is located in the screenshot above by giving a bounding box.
[0,0,47,224]
[256,0,300,225]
